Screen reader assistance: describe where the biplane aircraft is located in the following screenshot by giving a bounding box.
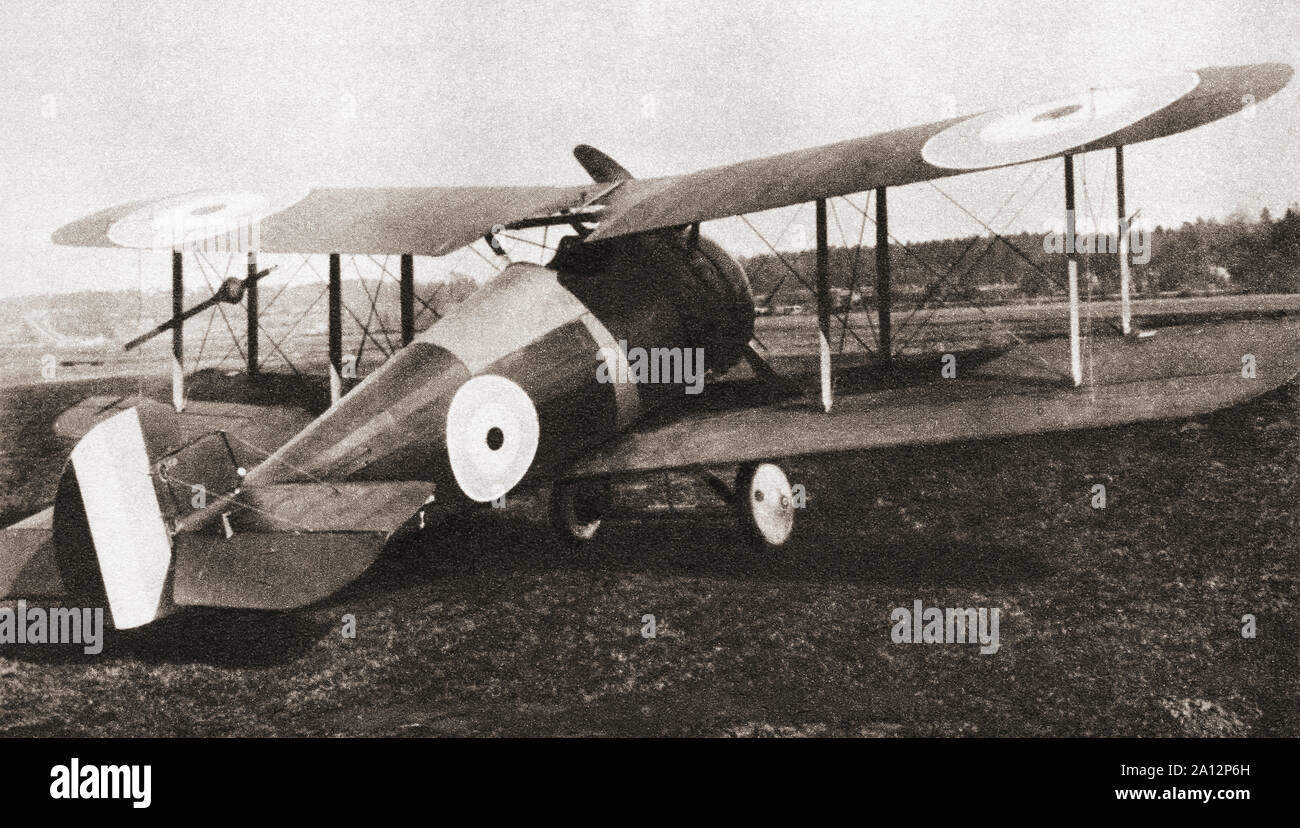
[1,62,1296,631]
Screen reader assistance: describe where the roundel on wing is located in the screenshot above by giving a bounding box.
[106,188,309,249]
[921,72,1200,170]
[445,374,541,503]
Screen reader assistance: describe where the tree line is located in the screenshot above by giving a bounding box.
[738,206,1300,306]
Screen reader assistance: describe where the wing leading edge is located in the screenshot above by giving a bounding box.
[586,63,1292,242]
[50,63,1290,258]
[563,318,1300,478]
[51,185,598,257]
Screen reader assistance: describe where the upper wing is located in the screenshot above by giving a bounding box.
[50,63,1290,257]
[52,185,599,257]
[587,63,1291,241]
[562,317,1300,478]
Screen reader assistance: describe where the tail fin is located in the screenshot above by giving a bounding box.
[55,408,172,629]
[51,406,436,628]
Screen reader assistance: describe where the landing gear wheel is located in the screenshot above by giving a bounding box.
[550,480,611,544]
[734,462,795,552]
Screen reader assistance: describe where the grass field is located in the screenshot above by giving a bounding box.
[0,304,1297,736]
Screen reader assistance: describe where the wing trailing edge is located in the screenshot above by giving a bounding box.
[585,63,1292,242]
[47,64,1291,262]
[564,318,1300,478]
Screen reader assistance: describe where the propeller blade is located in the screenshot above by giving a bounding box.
[124,295,223,351]
[122,268,272,352]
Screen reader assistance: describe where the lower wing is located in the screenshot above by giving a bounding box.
[563,317,1300,478]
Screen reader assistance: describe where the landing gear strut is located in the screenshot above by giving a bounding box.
[551,463,797,552]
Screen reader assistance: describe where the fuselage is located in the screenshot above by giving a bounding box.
[243,230,754,511]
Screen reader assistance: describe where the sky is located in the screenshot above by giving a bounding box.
[3,0,1300,297]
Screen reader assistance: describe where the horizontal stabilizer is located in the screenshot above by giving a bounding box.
[171,482,436,611]
[171,531,387,611]
[228,482,436,533]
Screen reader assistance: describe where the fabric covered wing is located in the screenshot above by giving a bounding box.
[587,63,1291,241]
[563,317,1300,478]
[52,185,597,257]
[50,64,1289,257]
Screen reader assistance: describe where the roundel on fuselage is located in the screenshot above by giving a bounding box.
[444,374,540,502]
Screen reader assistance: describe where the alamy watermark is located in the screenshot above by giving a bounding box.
[890,599,1000,655]
[597,339,706,395]
[0,601,104,655]
[50,758,151,808]
[1042,211,1151,264]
